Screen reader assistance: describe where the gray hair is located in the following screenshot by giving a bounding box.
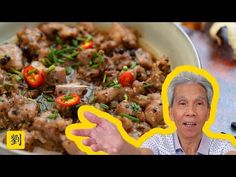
[167,71,213,107]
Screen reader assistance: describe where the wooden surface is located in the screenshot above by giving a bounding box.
[182,26,236,136]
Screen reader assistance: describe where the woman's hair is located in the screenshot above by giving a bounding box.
[167,71,213,107]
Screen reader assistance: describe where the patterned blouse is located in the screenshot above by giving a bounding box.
[141,132,236,155]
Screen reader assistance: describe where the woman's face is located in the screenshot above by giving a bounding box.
[169,83,210,139]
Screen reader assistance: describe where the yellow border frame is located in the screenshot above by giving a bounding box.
[65,65,236,154]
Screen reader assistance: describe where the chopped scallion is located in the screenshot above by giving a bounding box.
[120,113,139,122]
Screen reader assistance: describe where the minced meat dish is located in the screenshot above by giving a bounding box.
[0,22,171,154]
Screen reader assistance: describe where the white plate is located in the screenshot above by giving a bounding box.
[0,22,200,155]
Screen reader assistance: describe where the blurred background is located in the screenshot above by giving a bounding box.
[180,22,236,136]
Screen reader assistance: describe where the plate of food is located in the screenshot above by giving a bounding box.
[0,22,200,154]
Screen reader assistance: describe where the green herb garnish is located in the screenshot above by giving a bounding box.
[74,104,81,109]
[124,94,128,101]
[130,61,137,69]
[109,78,120,89]
[84,34,93,43]
[103,74,107,83]
[19,90,26,96]
[65,66,73,75]
[98,53,104,63]
[48,65,56,72]
[28,69,37,75]
[44,95,54,102]
[143,83,153,88]
[71,39,79,47]
[72,62,81,69]
[131,102,140,112]
[91,63,99,69]
[3,81,14,89]
[44,46,79,67]
[56,36,63,45]
[10,68,23,78]
[63,91,73,101]
[122,66,128,71]
[120,113,139,122]
[89,52,104,69]
[7,72,22,82]
[15,75,22,82]
[100,103,109,110]
[47,110,59,120]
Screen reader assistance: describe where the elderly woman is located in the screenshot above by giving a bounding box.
[72,71,236,155]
